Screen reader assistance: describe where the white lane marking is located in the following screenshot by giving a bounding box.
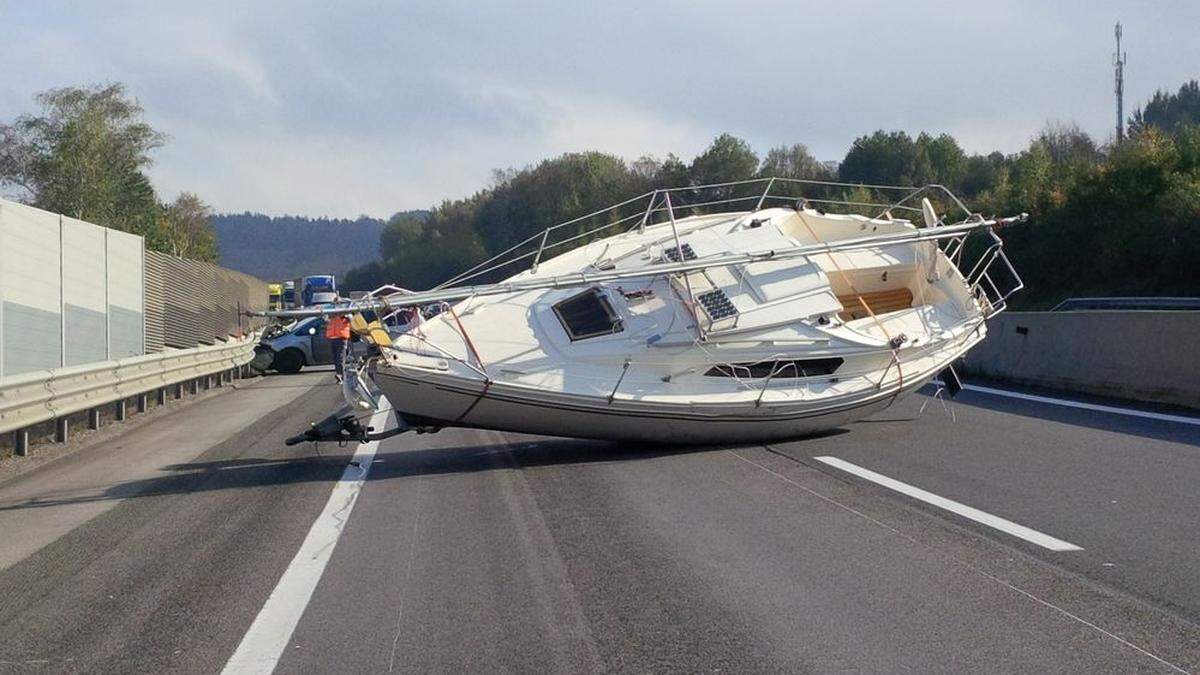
[222,403,392,675]
[948,382,1200,426]
[813,456,1083,552]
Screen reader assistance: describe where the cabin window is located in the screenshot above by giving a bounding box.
[553,288,624,341]
[705,357,843,379]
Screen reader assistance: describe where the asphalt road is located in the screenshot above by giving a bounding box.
[1,369,1198,673]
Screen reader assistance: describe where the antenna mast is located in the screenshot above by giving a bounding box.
[1114,22,1126,142]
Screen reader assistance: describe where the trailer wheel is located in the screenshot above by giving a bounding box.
[273,348,305,374]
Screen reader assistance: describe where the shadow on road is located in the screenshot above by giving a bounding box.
[0,434,786,512]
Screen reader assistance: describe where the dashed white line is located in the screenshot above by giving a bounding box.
[813,456,1083,552]
[955,383,1200,426]
[222,402,393,675]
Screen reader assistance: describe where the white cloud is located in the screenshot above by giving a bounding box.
[150,85,711,217]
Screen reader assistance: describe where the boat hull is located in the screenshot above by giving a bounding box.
[374,363,941,444]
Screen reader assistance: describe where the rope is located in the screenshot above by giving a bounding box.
[446,302,486,374]
[443,301,494,423]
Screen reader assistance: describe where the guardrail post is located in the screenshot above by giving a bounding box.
[157,388,167,406]
[137,393,148,413]
[55,418,69,443]
[89,408,101,430]
[13,429,29,456]
[115,400,127,422]
[175,383,184,399]
[190,379,199,395]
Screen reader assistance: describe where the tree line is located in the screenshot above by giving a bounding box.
[346,79,1200,307]
[0,84,218,262]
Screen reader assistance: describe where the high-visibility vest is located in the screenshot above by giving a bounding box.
[325,315,351,340]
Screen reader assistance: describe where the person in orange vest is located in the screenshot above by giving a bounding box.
[325,314,352,381]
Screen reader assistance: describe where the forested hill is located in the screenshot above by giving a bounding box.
[210,211,425,281]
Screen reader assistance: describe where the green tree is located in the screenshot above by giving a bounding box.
[686,134,759,210]
[379,211,427,259]
[653,153,690,188]
[756,144,835,203]
[912,133,967,188]
[689,133,759,186]
[387,198,488,289]
[838,131,918,186]
[0,83,164,236]
[159,192,218,262]
[997,125,1200,306]
[1007,140,1054,209]
[961,152,1008,198]
[1129,80,1200,137]
[758,143,828,180]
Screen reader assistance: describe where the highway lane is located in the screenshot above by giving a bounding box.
[0,372,333,572]
[0,371,348,673]
[276,396,1200,674]
[785,385,1200,622]
[0,375,1198,673]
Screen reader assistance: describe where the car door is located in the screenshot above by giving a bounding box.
[309,319,333,364]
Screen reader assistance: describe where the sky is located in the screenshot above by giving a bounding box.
[2,1,1198,218]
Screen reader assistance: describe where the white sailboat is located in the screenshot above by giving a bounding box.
[272,179,1025,445]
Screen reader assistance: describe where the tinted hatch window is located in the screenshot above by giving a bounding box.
[553,289,624,341]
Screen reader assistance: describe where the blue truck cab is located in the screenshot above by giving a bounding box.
[294,275,337,307]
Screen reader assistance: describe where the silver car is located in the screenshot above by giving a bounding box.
[256,317,351,374]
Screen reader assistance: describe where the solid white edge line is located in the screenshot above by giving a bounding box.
[813,456,1083,552]
[942,382,1200,427]
[222,401,393,675]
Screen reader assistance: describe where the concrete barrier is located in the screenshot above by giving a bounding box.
[961,311,1200,409]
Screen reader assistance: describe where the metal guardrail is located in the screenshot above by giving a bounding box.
[1050,297,1200,311]
[0,334,258,450]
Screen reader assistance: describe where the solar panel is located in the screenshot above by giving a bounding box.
[696,289,738,320]
[662,243,696,263]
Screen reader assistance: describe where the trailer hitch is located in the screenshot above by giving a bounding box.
[285,409,442,446]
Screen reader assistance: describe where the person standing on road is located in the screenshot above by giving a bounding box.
[325,314,351,381]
